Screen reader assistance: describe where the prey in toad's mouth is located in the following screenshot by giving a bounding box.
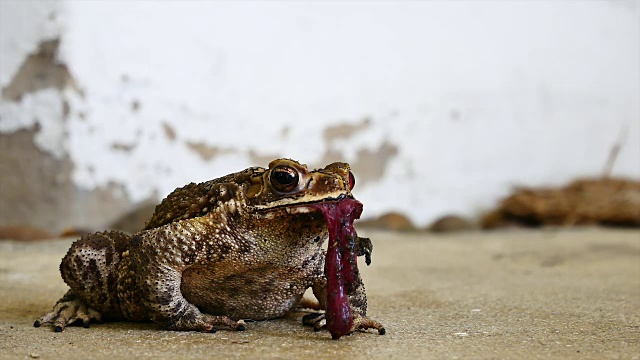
[35,158,383,340]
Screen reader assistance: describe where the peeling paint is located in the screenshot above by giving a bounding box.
[162,122,177,141]
[185,141,233,161]
[351,141,399,183]
[315,117,399,185]
[0,88,66,159]
[0,35,85,160]
[1,39,78,102]
[0,0,63,89]
[313,141,399,185]
[247,150,282,167]
[280,126,290,139]
[111,142,136,152]
[130,100,141,113]
[313,148,346,171]
[322,117,372,143]
[0,126,133,233]
[1,0,638,232]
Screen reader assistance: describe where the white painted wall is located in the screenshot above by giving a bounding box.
[0,0,66,158]
[2,0,639,226]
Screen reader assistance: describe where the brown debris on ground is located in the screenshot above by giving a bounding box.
[357,212,417,231]
[0,225,55,241]
[428,215,477,233]
[482,177,640,228]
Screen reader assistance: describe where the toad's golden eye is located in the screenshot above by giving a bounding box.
[348,171,355,190]
[270,165,300,193]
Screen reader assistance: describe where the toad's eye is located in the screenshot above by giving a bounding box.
[348,171,355,190]
[270,166,300,193]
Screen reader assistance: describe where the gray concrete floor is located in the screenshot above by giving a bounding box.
[1,228,639,359]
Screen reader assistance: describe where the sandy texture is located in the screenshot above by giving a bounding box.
[1,229,639,359]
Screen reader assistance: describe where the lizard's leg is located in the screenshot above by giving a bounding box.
[304,273,385,335]
[357,237,373,266]
[297,239,371,311]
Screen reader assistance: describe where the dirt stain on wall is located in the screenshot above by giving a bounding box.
[185,141,233,161]
[323,117,372,143]
[352,141,398,183]
[111,142,137,152]
[317,117,399,185]
[0,127,133,233]
[162,122,177,142]
[247,150,282,167]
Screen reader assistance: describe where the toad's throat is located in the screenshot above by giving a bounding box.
[313,198,363,340]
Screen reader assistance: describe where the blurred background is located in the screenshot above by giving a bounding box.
[1,0,638,236]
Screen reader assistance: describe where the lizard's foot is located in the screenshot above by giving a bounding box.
[303,313,385,335]
[166,308,246,333]
[358,237,373,266]
[34,291,102,332]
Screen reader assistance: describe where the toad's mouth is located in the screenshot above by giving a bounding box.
[253,193,352,215]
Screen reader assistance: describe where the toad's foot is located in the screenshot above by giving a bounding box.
[296,298,322,310]
[302,313,386,335]
[352,315,386,335]
[166,308,246,333]
[34,291,102,332]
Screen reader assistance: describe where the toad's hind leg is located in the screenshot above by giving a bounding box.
[131,230,246,333]
[136,259,246,332]
[34,291,103,332]
[35,231,131,331]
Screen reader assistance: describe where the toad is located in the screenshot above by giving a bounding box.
[35,159,385,339]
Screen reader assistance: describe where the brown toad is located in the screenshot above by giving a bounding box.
[35,159,384,339]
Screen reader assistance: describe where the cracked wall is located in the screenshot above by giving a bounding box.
[1,1,639,232]
[0,2,133,232]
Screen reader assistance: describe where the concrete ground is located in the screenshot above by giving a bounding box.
[1,228,639,359]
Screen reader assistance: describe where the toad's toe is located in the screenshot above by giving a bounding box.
[351,315,385,335]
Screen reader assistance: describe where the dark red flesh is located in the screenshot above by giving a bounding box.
[314,198,363,340]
